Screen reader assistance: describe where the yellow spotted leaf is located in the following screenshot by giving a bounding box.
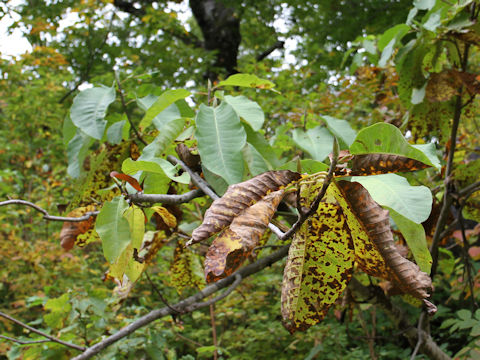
[205,189,285,282]
[190,170,301,245]
[281,181,355,333]
[426,69,462,102]
[170,240,205,293]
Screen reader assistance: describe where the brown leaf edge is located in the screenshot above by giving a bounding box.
[336,180,432,300]
[204,189,285,282]
[110,171,143,192]
[190,170,301,245]
[59,205,96,250]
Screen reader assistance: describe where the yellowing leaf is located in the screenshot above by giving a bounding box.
[171,240,205,293]
[204,190,285,282]
[152,206,177,228]
[281,182,355,333]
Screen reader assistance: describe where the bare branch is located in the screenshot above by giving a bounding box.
[0,311,85,351]
[71,245,289,360]
[0,200,98,222]
[0,334,50,345]
[167,155,219,200]
[128,189,204,205]
[256,40,285,62]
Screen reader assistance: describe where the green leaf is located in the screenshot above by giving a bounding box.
[378,24,410,51]
[292,126,334,161]
[70,86,115,140]
[321,115,356,148]
[390,209,432,273]
[202,165,228,196]
[124,206,146,282]
[411,143,441,169]
[379,38,396,67]
[44,294,71,329]
[244,123,280,168]
[458,309,473,321]
[63,115,76,145]
[139,89,190,130]
[195,102,246,184]
[413,0,435,10]
[139,118,186,161]
[107,120,127,145]
[350,174,432,224]
[122,158,190,184]
[423,9,442,32]
[152,100,194,131]
[67,129,94,178]
[279,159,328,173]
[217,73,275,90]
[224,95,264,131]
[411,83,427,105]
[242,143,269,176]
[143,173,170,195]
[349,123,440,168]
[95,196,131,264]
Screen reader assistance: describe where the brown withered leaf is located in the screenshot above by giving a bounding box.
[205,189,285,282]
[59,205,96,250]
[334,151,430,176]
[190,170,301,245]
[152,206,177,228]
[336,180,432,300]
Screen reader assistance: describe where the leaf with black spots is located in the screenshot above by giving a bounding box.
[281,181,355,333]
[171,240,205,293]
[336,180,432,300]
[204,189,284,282]
[59,205,96,250]
[189,170,301,245]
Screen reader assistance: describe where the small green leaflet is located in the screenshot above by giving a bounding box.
[122,158,190,184]
[70,86,115,140]
[139,89,190,130]
[217,73,275,90]
[95,196,131,264]
[67,129,94,178]
[195,102,246,185]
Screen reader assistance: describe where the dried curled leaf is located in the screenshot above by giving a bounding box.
[205,190,284,282]
[190,170,301,245]
[281,182,355,333]
[152,206,177,228]
[328,183,393,281]
[59,205,96,250]
[334,150,431,176]
[337,180,432,299]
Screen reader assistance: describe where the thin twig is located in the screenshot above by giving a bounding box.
[128,189,204,205]
[71,248,287,360]
[279,140,338,241]
[114,72,147,145]
[0,334,50,345]
[458,180,480,197]
[0,311,85,351]
[410,312,425,360]
[0,200,98,222]
[210,304,218,360]
[145,272,182,315]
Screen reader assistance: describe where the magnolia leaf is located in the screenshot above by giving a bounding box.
[292,126,334,161]
[242,143,270,176]
[350,123,440,169]
[139,89,190,130]
[244,123,280,169]
[217,73,275,90]
[67,129,94,178]
[281,182,355,333]
[205,190,284,282]
[171,240,205,293]
[59,205,96,251]
[95,196,131,264]
[107,120,127,145]
[224,95,264,131]
[195,102,247,184]
[390,209,432,274]
[190,170,301,245]
[337,180,432,299]
[70,86,115,140]
[350,174,432,224]
[321,116,356,148]
[139,118,186,161]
